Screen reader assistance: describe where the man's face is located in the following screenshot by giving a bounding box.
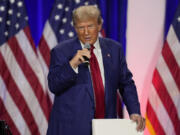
[74,18,102,45]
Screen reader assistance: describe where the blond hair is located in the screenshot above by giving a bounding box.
[72,5,103,25]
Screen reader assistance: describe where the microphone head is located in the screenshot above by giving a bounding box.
[84,43,91,50]
[83,43,90,66]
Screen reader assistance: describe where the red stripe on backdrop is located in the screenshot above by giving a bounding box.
[7,36,50,120]
[38,36,51,67]
[24,27,52,109]
[162,41,180,90]
[0,53,40,135]
[0,99,20,135]
[153,69,180,134]
[146,101,165,135]
[23,27,37,54]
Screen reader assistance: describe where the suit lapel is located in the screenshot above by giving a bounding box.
[99,38,112,105]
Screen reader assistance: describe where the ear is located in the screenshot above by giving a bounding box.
[98,23,102,32]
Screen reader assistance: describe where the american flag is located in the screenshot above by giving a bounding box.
[0,0,51,135]
[146,3,180,135]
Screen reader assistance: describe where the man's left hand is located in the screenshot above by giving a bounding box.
[130,114,145,132]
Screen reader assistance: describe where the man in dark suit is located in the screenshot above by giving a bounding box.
[47,5,145,135]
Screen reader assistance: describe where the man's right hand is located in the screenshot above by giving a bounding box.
[69,48,90,69]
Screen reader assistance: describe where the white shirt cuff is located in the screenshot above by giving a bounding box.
[72,66,78,73]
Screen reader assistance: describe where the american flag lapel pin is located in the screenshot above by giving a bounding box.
[107,53,111,57]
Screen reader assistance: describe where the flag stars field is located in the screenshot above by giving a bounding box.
[6,20,11,25]
[68,31,74,37]
[17,12,21,17]
[54,15,60,20]
[17,1,23,7]
[4,31,8,36]
[15,23,19,29]
[62,18,67,23]
[25,16,28,21]
[65,7,69,12]
[84,2,89,5]
[0,6,5,11]
[177,16,180,22]
[59,29,65,34]
[75,0,81,4]
[57,3,63,9]
[71,21,73,26]
[10,0,15,4]
[8,9,13,15]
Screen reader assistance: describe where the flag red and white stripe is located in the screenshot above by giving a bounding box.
[146,5,180,134]
[0,26,52,135]
[37,21,57,102]
[0,1,53,134]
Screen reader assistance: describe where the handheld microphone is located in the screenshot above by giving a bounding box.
[83,43,91,65]
[84,43,91,50]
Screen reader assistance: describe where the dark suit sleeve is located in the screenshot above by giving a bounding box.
[48,47,78,95]
[118,46,141,115]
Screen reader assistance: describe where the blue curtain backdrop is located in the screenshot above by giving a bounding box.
[24,0,54,46]
[96,0,127,55]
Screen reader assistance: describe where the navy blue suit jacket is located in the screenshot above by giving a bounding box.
[47,37,140,135]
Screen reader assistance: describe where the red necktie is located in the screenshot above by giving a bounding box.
[90,45,105,118]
